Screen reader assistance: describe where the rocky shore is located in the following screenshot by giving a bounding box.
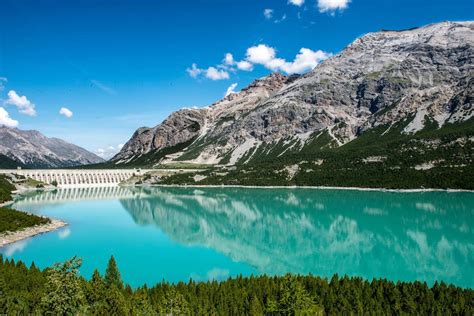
[0,218,67,247]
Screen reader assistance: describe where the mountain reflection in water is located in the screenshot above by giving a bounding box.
[7,186,473,288]
[120,187,473,287]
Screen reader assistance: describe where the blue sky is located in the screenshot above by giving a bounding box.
[0,0,472,158]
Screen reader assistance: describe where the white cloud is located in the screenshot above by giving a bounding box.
[236,60,253,71]
[59,107,73,118]
[0,107,19,127]
[224,53,234,65]
[5,90,36,116]
[263,9,273,19]
[289,0,304,6]
[279,48,331,74]
[187,63,202,78]
[188,44,331,80]
[245,44,331,74]
[265,57,287,71]
[187,64,229,80]
[0,77,7,91]
[205,67,230,80]
[95,144,123,159]
[318,0,350,13]
[246,44,277,65]
[224,83,238,97]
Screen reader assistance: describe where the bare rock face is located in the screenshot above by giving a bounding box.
[114,21,474,166]
[0,127,104,168]
[113,73,293,163]
[115,109,206,162]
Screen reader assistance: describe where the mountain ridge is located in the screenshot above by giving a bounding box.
[0,126,104,168]
[112,21,473,175]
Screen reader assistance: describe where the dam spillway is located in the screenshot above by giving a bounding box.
[0,168,190,187]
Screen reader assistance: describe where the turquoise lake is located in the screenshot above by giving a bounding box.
[1,187,473,288]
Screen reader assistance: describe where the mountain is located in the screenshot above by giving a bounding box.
[0,126,104,168]
[110,21,473,189]
[0,153,26,169]
[113,21,473,168]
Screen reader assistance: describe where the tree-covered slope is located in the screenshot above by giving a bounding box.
[160,118,473,189]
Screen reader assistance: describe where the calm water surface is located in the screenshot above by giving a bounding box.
[1,187,473,288]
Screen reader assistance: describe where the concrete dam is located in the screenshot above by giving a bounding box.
[0,168,195,187]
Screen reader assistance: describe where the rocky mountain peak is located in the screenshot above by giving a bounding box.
[114,72,292,162]
[113,21,473,167]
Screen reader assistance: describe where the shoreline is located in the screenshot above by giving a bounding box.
[1,199,68,248]
[131,183,474,193]
[0,218,68,247]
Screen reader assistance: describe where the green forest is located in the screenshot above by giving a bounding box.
[0,207,49,234]
[1,256,473,315]
[0,174,16,203]
[0,174,49,234]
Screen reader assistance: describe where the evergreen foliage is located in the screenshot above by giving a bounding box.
[0,256,472,315]
[0,175,51,235]
[0,154,25,169]
[105,255,123,289]
[40,256,86,314]
[161,118,474,189]
[0,207,49,234]
[0,175,15,203]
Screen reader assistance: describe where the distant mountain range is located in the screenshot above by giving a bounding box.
[0,126,104,169]
[111,21,473,172]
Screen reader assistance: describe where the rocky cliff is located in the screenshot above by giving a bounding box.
[113,21,473,167]
[0,127,104,168]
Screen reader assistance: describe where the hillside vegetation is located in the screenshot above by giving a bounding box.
[160,118,474,189]
[0,208,49,234]
[0,174,50,234]
[0,175,16,203]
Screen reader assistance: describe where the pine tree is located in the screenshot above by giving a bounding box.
[278,274,322,315]
[249,294,263,316]
[0,275,7,312]
[105,256,123,289]
[131,287,155,315]
[266,298,279,315]
[87,268,108,313]
[104,285,130,315]
[40,256,86,314]
[161,287,189,316]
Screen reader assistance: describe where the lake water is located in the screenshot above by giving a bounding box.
[1,186,473,288]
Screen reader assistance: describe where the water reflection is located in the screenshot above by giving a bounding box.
[9,186,474,287]
[120,187,474,287]
[3,239,30,256]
